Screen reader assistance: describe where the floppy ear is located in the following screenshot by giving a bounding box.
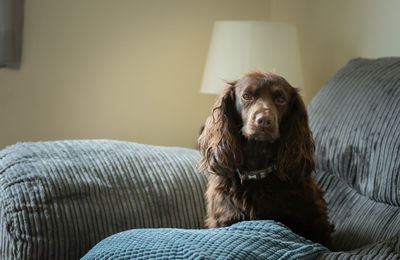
[198,84,242,177]
[276,89,315,179]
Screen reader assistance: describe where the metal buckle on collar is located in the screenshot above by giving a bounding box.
[236,165,276,184]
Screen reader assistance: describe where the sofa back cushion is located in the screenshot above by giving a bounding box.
[308,57,400,207]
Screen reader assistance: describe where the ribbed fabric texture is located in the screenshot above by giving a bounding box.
[0,140,208,260]
[82,220,329,260]
[308,57,400,258]
[317,233,400,260]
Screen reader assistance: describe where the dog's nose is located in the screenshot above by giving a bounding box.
[255,113,274,128]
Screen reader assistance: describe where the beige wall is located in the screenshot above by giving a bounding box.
[0,0,271,149]
[269,0,400,104]
[2,0,400,149]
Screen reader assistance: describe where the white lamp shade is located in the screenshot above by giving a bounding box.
[200,21,303,94]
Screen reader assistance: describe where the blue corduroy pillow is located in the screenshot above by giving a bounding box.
[82,220,329,260]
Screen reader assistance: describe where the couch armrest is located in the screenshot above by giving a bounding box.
[0,140,207,260]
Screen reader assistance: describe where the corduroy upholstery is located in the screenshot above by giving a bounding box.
[0,140,207,259]
[82,220,328,260]
[308,57,400,258]
[1,57,400,259]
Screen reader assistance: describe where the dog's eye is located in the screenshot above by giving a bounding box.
[242,93,253,100]
[275,96,286,104]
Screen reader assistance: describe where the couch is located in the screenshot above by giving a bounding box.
[1,57,399,259]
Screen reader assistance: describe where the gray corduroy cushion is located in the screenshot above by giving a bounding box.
[308,57,400,258]
[0,140,207,259]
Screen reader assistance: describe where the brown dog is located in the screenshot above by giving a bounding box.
[198,71,333,248]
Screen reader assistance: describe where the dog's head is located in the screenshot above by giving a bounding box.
[198,72,314,179]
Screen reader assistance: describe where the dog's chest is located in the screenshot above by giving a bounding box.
[239,179,302,218]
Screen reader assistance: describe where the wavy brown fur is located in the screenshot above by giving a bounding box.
[198,72,334,249]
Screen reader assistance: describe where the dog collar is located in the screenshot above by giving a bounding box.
[236,165,276,184]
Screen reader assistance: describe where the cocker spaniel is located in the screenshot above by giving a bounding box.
[198,71,334,248]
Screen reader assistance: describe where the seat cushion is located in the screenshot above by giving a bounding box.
[82,220,329,260]
[308,57,400,250]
